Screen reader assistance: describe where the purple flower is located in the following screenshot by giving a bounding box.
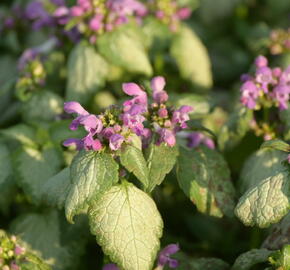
[109,134,125,150]
[240,81,259,109]
[122,83,147,112]
[255,55,268,68]
[64,101,89,115]
[53,6,70,25]
[255,66,273,92]
[83,134,102,151]
[172,105,193,129]
[18,49,39,71]
[272,84,290,110]
[187,132,203,148]
[157,244,180,268]
[121,113,145,135]
[158,128,176,147]
[63,138,83,150]
[287,154,290,164]
[103,264,119,270]
[151,76,169,104]
[89,14,104,31]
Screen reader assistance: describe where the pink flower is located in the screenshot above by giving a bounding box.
[151,76,169,104]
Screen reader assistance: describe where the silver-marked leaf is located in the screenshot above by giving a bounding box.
[170,24,212,90]
[65,151,119,223]
[97,25,152,76]
[176,146,235,218]
[145,143,179,192]
[262,213,290,250]
[261,139,290,152]
[22,91,63,123]
[231,249,273,270]
[235,171,290,228]
[66,43,108,104]
[88,182,163,270]
[218,107,253,151]
[120,144,149,188]
[239,149,288,194]
[14,146,63,204]
[0,142,12,188]
[41,168,71,209]
[0,124,36,147]
[11,210,87,270]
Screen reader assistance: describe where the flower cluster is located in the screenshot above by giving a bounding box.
[16,48,46,101]
[102,243,180,270]
[186,132,215,149]
[63,76,192,151]
[269,28,290,55]
[67,0,147,44]
[240,55,290,111]
[150,0,191,31]
[0,233,26,270]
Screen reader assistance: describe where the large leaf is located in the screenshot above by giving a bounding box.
[22,91,63,123]
[66,43,108,104]
[239,149,288,194]
[88,182,163,270]
[0,142,12,188]
[14,145,63,204]
[218,107,253,151]
[176,146,235,218]
[231,249,273,270]
[65,150,119,223]
[11,210,87,270]
[41,168,71,209]
[145,143,179,192]
[97,25,152,76]
[235,171,290,228]
[120,143,149,188]
[170,24,212,90]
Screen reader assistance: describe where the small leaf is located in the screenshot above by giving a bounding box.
[65,150,119,223]
[176,146,235,218]
[22,253,52,270]
[14,145,63,204]
[170,24,212,90]
[262,213,290,250]
[120,143,149,188]
[22,91,63,123]
[97,25,152,76]
[261,139,290,152]
[218,107,253,151]
[66,43,108,104]
[145,143,179,192]
[231,249,273,270]
[41,168,71,209]
[235,171,290,228]
[88,182,163,270]
[0,142,12,189]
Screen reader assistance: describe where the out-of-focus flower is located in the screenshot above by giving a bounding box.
[157,244,180,269]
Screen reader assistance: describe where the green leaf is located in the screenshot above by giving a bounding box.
[0,124,36,147]
[11,210,87,270]
[65,151,119,223]
[170,24,212,90]
[97,25,152,76]
[22,91,63,123]
[22,253,52,270]
[0,142,12,189]
[120,143,149,188]
[66,43,108,104]
[41,168,71,209]
[280,107,290,140]
[176,146,235,218]
[271,245,290,269]
[235,171,290,228]
[239,149,288,194]
[218,107,253,151]
[231,249,273,270]
[145,143,179,192]
[14,145,63,204]
[261,139,290,152]
[263,213,290,250]
[88,182,163,270]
